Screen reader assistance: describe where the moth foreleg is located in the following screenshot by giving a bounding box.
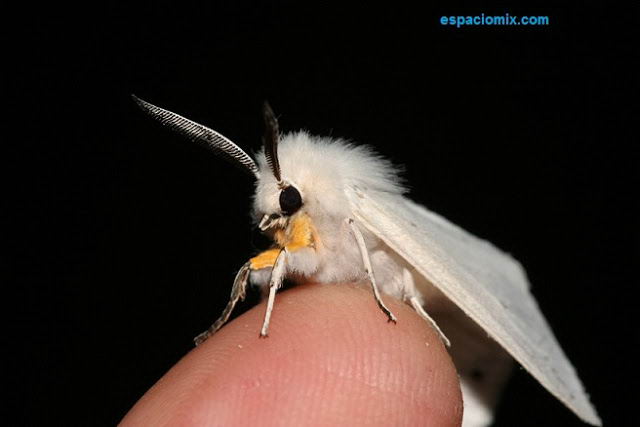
[259,249,288,337]
[194,261,251,346]
[347,218,397,323]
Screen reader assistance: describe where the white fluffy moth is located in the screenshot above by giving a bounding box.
[132,95,601,427]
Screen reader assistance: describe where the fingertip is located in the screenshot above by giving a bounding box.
[121,284,462,426]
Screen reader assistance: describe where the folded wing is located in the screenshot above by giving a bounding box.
[347,187,601,426]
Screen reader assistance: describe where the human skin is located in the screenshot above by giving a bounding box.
[120,283,463,426]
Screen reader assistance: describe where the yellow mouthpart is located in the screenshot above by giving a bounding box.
[250,213,317,270]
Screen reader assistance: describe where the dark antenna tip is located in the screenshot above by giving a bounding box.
[263,101,275,121]
[131,94,150,111]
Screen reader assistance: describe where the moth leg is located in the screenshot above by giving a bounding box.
[347,218,397,323]
[194,261,251,346]
[259,249,288,337]
[408,297,451,347]
[402,268,451,347]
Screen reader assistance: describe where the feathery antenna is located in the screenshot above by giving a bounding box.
[132,95,260,179]
[262,101,281,183]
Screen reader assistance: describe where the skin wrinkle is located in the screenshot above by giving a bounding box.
[121,283,462,427]
[323,285,452,424]
[323,286,447,400]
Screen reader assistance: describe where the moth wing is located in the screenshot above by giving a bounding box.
[347,187,601,426]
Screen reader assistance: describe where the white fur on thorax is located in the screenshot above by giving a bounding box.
[250,131,411,295]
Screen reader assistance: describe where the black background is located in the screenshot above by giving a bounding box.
[7,2,637,426]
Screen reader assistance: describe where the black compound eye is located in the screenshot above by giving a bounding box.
[279,186,302,215]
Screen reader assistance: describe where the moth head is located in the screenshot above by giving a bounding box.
[253,127,359,232]
[253,104,399,230]
[254,102,305,231]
